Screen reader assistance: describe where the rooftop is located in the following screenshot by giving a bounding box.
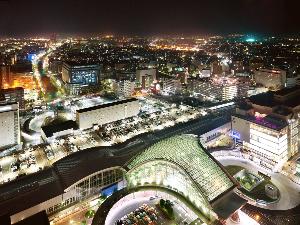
[273,106,292,116]
[0,87,24,93]
[77,98,138,113]
[234,113,288,131]
[127,135,235,202]
[41,120,78,138]
[14,211,49,225]
[212,191,247,220]
[249,90,300,109]
[249,92,275,107]
[0,116,231,218]
[274,85,300,96]
[237,102,252,111]
[63,61,100,68]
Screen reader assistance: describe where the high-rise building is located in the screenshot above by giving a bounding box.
[199,67,211,78]
[49,60,63,74]
[117,80,135,98]
[232,86,300,171]
[222,85,238,101]
[232,60,244,74]
[0,103,20,150]
[0,65,12,89]
[136,69,156,89]
[286,74,300,88]
[0,87,25,109]
[211,61,223,75]
[254,68,286,90]
[232,110,289,171]
[161,79,182,94]
[62,62,101,95]
[188,80,238,102]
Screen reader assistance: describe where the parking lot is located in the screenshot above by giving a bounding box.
[0,97,209,185]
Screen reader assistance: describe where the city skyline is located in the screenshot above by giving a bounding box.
[1,1,300,224]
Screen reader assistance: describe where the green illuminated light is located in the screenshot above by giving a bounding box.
[246,38,255,42]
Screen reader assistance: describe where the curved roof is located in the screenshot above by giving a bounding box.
[127,134,235,202]
[0,116,231,218]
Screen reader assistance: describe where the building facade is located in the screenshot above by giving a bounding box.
[0,87,25,109]
[136,69,156,89]
[161,79,182,94]
[117,80,135,98]
[233,113,289,171]
[0,103,20,150]
[0,65,12,89]
[41,120,78,143]
[76,98,140,130]
[62,62,101,95]
[254,68,286,90]
[243,119,288,171]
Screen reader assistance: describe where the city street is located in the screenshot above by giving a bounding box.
[217,156,300,210]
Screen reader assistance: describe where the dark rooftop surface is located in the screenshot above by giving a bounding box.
[249,92,275,107]
[63,61,100,68]
[41,120,78,138]
[249,90,300,109]
[237,102,253,111]
[212,191,247,220]
[0,168,63,216]
[0,87,24,92]
[77,98,138,113]
[273,106,293,116]
[14,211,50,225]
[273,86,300,96]
[233,113,288,130]
[0,102,18,107]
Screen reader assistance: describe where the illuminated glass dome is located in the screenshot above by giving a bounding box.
[126,134,236,221]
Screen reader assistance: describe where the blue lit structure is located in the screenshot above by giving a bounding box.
[101,183,118,197]
[27,53,37,62]
[62,62,101,94]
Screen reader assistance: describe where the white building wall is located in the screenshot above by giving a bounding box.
[77,100,140,130]
[200,122,231,145]
[244,124,289,171]
[222,85,237,101]
[231,116,250,143]
[254,69,286,90]
[0,103,20,149]
[118,80,135,98]
[285,75,300,88]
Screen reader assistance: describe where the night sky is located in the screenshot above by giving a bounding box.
[0,0,299,37]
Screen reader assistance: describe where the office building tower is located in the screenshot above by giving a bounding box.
[136,69,156,90]
[62,62,100,95]
[0,87,25,109]
[118,80,135,98]
[0,65,12,89]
